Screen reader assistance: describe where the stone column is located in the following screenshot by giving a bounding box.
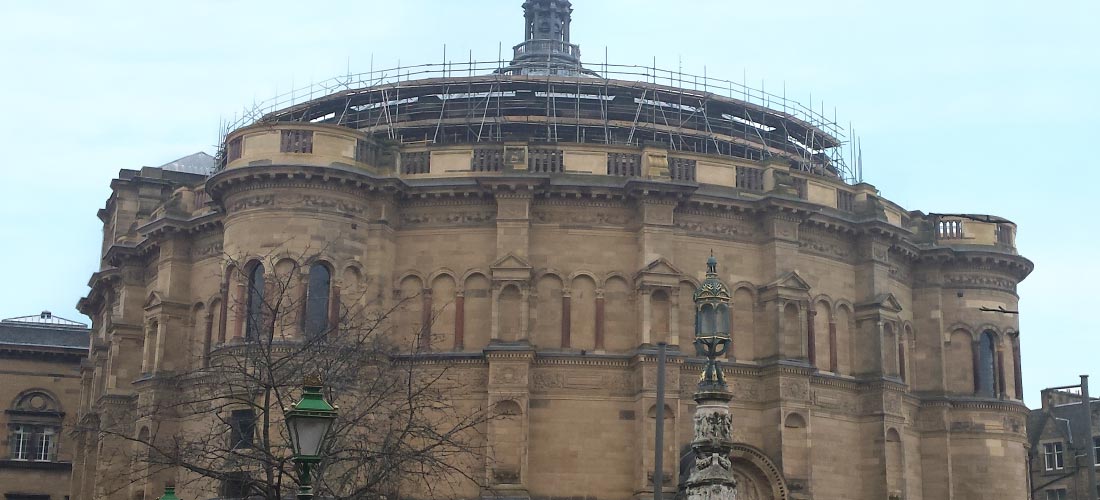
[828,319,838,372]
[329,284,342,331]
[670,289,680,349]
[420,288,432,350]
[1011,334,1023,400]
[202,311,214,368]
[560,289,571,348]
[971,339,981,395]
[491,286,501,342]
[898,341,907,383]
[806,309,817,367]
[454,292,465,350]
[996,347,1007,399]
[520,287,531,342]
[232,280,246,342]
[595,291,605,350]
[683,388,738,499]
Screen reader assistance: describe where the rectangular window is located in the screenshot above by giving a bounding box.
[837,190,855,212]
[227,136,243,162]
[279,130,314,154]
[1095,436,1100,466]
[34,427,55,461]
[1045,489,1067,500]
[735,166,765,191]
[229,409,257,450]
[1044,442,1065,471]
[11,425,30,460]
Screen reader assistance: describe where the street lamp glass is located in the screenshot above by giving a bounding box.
[288,415,333,458]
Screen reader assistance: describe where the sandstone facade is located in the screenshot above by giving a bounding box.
[0,313,89,500]
[71,4,1033,493]
[72,118,1031,499]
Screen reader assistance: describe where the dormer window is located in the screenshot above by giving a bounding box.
[1043,442,1064,471]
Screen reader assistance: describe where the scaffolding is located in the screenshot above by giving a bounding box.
[218,58,861,183]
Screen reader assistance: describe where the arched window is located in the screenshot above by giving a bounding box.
[304,264,332,337]
[8,391,61,462]
[977,331,997,397]
[246,263,265,341]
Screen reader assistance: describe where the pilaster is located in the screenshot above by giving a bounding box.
[485,348,535,498]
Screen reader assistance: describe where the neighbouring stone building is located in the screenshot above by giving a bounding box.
[71,1,1033,499]
[1028,388,1100,500]
[0,312,89,500]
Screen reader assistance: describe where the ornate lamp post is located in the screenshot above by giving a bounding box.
[157,486,179,500]
[693,255,732,391]
[681,255,738,500]
[285,374,338,500]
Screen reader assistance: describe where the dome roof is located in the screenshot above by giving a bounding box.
[693,255,731,303]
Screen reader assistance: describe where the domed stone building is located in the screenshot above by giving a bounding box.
[72,2,1032,499]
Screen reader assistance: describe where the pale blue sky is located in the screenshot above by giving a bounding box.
[1,0,1096,404]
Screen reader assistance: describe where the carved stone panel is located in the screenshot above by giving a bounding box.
[530,367,633,395]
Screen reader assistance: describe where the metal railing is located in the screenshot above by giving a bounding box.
[512,40,582,59]
[216,58,858,181]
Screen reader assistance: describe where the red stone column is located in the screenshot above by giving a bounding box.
[828,320,838,372]
[595,295,605,350]
[419,289,432,350]
[996,349,1007,399]
[297,277,309,335]
[454,294,465,350]
[233,281,246,342]
[971,340,981,394]
[561,293,572,348]
[898,342,906,383]
[218,282,230,344]
[202,312,214,367]
[1012,336,1024,400]
[328,285,341,332]
[806,309,817,367]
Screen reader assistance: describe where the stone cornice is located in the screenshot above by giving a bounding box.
[916,247,1034,282]
[0,344,87,361]
[137,211,223,240]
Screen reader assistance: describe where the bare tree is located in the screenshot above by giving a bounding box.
[80,248,495,500]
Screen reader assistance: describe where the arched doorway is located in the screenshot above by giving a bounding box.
[678,443,789,500]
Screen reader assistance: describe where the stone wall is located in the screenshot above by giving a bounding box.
[73,141,1032,500]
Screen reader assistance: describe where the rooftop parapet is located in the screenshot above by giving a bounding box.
[907,213,1018,253]
[216,62,854,183]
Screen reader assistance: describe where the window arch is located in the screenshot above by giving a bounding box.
[245,263,266,341]
[304,263,332,337]
[8,390,62,462]
[977,331,997,397]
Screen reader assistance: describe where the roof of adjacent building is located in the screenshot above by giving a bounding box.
[158,152,215,175]
[0,311,90,350]
[1028,389,1100,448]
